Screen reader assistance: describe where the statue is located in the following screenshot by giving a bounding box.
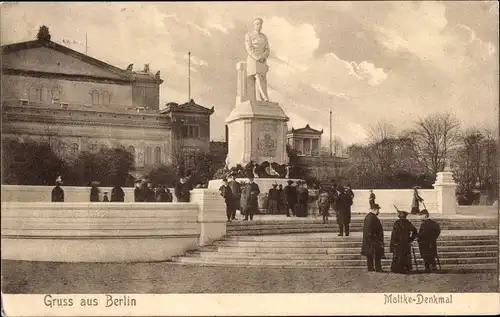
[285,165,291,179]
[245,18,270,102]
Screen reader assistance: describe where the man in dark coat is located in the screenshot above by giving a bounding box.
[219,177,234,222]
[143,181,156,202]
[111,184,125,202]
[277,184,285,214]
[51,176,65,202]
[267,184,279,214]
[134,180,144,202]
[284,180,297,217]
[417,209,441,273]
[335,186,351,236]
[175,176,193,202]
[90,181,100,202]
[390,210,418,274]
[296,181,309,217]
[243,176,260,221]
[228,174,241,220]
[361,203,385,272]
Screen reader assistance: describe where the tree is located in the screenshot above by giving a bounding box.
[365,120,396,144]
[37,25,51,42]
[407,112,461,174]
[66,148,135,186]
[147,165,179,187]
[452,126,499,204]
[2,139,66,185]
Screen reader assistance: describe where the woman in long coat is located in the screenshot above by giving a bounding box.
[390,210,418,274]
[411,186,424,215]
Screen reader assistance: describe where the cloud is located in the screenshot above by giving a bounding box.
[1,2,497,145]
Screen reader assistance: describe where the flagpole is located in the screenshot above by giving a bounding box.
[85,33,88,55]
[329,110,333,157]
[188,52,191,101]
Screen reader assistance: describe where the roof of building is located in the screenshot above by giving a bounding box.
[159,99,214,115]
[287,124,323,135]
[1,39,163,84]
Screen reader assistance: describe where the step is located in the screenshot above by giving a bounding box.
[227,223,495,231]
[170,259,497,271]
[188,250,497,260]
[226,232,498,242]
[227,228,497,236]
[215,244,498,254]
[218,236,498,247]
[174,256,496,266]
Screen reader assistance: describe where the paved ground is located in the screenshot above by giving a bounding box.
[2,260,497,293]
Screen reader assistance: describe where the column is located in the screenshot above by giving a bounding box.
[301,138,305,155]
[309,139,313,156]
[433,168,457,214]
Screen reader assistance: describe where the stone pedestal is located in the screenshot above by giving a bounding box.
[225,61,289,168]
[433,170,458,214]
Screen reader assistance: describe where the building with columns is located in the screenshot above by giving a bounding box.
[1,30,213,176]
[286,124,323,157]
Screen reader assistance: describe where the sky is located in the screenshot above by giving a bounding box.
[1,1,499,145]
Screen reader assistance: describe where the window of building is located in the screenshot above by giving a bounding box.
[91,90,100,105]
[89,143,97,151]
[40,87,49,103]
[102,91,111,105]
[70,143,79,155]
[182,126,188,138]
[145,147,152,165]
[154,147,162,165]
[51,86,61,102]
[29,86,39,102]
[128,145,135,155]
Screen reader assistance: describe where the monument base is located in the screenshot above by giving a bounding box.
[225,99,289,168]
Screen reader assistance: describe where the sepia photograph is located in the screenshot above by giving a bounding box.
[1,1,499,316]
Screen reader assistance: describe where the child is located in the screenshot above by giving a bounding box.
[317,188,331,224]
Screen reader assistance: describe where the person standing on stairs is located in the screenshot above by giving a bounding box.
[335,186,351,236]
[390,209,418,274]
[361,203,385,272]
[284,180,297,217]
[417,209,441,273]
[267,183,279,214]
[317,187,331,224]
[243,176,260,221]
[228,174,241,220]
[219,177,234,223]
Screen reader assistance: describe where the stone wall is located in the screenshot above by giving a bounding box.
[1,189,227,262]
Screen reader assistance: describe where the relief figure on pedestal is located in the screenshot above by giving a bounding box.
[245,18,270,102]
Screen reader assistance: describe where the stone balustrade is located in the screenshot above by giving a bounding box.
[1,188,227,262]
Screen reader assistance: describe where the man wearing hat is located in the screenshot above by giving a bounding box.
[175,175,193,203]
[267,183,279,214]
[417,209,441,273]
[361,204,385,272]
[284,180,297,217]
[51,176,65,202]
[227,174,241,220]
[390,209,418,274]
[296,181,309,217]
[90,181,100,202]
[219,177,234,222]
[134,179,144,202]
[143,181,156,202]
[243,175,260,221]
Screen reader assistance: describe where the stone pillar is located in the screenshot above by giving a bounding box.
[309,139,313,156]
[433,169,458,214]
[236,62,248,103]
[190,189,227,246]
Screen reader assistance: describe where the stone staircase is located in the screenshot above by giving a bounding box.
[226,215,497,236]
[171,215,498,271]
